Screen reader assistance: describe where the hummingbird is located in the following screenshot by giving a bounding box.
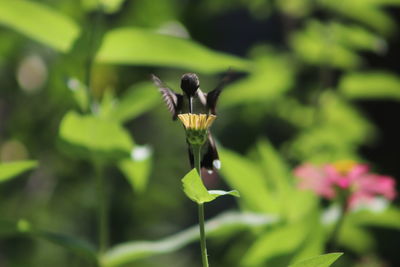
[151,72,232,172]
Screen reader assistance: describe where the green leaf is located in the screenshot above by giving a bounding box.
[208,190,240,198]
[289,253,343,267]
[349,207,400,230]
[118,145,152,194]
[338,221,375,253]
[290,21,361,69]
[66,78,90,112]
[0,0,80,52]
[241,221,311,266]
[290,222,325,264]
[182,169,214,203]
[96,28,250,74]
[182,169,239,204]
[339,72,400,100]
[58,111,134,160]
[101,211,278,267]
[320,92,374,142]
[329,23,385,52]
[318,0,396,35]
[289,92,374,162]
[37,230,97,262]
[82,0,126,13]
[0,219,97,262]
[276,0,313,18]
[221,50,294,107]
[219,148,278,213]
[253,139,290,194]
[110,82,160,122]
[0,160,37,183]
[251,139,319,222]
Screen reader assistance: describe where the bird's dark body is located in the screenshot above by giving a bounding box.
[151,72,230,172]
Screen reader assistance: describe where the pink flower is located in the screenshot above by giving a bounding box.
[294,163,336,199]
[294,161,397,209]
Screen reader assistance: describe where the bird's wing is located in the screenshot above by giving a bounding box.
[151,74,183,120]
[206,70,234,114]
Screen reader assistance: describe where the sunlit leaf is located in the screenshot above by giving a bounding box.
[290,125,360,163]
[339,72,400,100]
[277,0,313,18]
[289,91,374,162]
[319,92,374,142]
[274,98,315,128]
[289,21,384,69]
[209,189,240,198]
[58,111,134,160]
[101,211,278,266]
[290,222,325,264]
[118,145,152,194]
[221,49,294,107]
[250,139,319,221]
[318,0,396,35]
[241,221,311,266]
[290,21,361,69]
[82,0,126,13]
[96,28,250,74]
[0,0,80,52]
[252,139,290,194]
[0,160,37,183]
[283,190,319,223]
[329,23,385,52]
[349,207,400,229]
[289,253,343,267]
[182,169,239,204]
[110,82,160,122]
[219,148,279,213]
[66,78,90,112]
[339,220,375,253]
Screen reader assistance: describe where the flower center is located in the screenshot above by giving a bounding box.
[333,160,357,175]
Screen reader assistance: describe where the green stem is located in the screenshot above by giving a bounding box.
[192,144,209,267]
[198,203,208,267]
[327,203,347,252]
[95,163,108,255]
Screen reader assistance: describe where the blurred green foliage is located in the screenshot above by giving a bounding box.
[0,0,399,266]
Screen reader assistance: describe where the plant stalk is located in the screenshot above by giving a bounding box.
[192,144,209,267]
[327,203,347,252]
[95,163,108,255]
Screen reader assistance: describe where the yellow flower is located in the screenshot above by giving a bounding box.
[178,114,216,131]
[178,114,216,145]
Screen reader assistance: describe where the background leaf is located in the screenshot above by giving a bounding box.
[241,220,311,266]
[96,28,251,73]
[118,145,152,193]
[82,0,126,13]
[221,50,294,107]
[318,0,396,35]
[101,211,278,267]
[289,253,343,267]
[0,0,80,52]
[219,148,279,213]
[339,72,400,100]
[109,82,160,122]
[37,230,97,263]
[58,111,134,160]
[0,160,37,183]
